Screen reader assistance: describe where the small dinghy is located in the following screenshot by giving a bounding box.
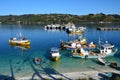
[109,62,117,68]
[98,57,117,68]
[105,72,113,78]
[105,72,120,79]
[98,57,110,65]
[34,57,42,65]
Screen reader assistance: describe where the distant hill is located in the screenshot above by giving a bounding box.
[0,13,120,24]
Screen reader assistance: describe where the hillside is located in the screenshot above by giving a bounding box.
[0,13,120,24]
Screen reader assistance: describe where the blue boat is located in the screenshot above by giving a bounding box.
[105,72,113,78]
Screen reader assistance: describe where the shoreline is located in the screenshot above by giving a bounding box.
[14,69,120,80]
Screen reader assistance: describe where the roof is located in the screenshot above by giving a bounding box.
[102,43,114,48]
[50,47,59,52]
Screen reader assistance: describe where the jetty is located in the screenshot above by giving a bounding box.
[44,24,66,30]
[44,22,75,30]
[97,27,120,31]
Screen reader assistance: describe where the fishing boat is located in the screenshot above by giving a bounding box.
[70,27,86,34]
[60,35,89,50]
[78,36,87,45]
[71,41,118,59]
[69,29,83,34]
[78,27,86,32]
[66,25,86,35]
[9,32,30,46]
[65,22,76,33]
[9,37,30,46]
[60,40,95,50]
[62,41,81,49]
[50,47,61,61]
[34,57,42,65]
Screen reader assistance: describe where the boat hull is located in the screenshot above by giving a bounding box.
[81,41,87,45]
[9,41,30,46]
[72,55,101,58]
[51,56,60,61]
[69,31,83,34]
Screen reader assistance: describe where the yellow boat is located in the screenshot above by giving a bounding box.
[70,30,83,34]
[51,56,60,61]
[9,37,30,46]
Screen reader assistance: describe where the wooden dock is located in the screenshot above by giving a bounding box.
[97,27,120,31]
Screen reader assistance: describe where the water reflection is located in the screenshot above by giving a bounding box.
[9,44,30,50]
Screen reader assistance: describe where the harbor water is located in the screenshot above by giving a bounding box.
[0,23,120,77]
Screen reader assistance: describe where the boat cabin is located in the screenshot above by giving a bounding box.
[100,43,114,54]
[50,48,60,57]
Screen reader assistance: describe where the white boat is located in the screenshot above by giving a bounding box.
[77,27,86,31]
[98,57,110,65]
[98,58,117,68]
[60,35,89,50]
[71,41,118,59]
[50,47,61,61]
[65,23,76,33]
[66,26,86,35]
[60,40,95,50]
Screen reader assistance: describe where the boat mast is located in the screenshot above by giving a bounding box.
[99,37,101,51]
[18,21,23,38]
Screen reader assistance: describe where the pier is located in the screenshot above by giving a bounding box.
[97,27,120,31]
[44,24,66,30]
[45,25,65,30]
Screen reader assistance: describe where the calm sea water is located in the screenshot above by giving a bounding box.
[0,24,120,77]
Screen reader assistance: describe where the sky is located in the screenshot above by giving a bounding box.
[0,0,120,15]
